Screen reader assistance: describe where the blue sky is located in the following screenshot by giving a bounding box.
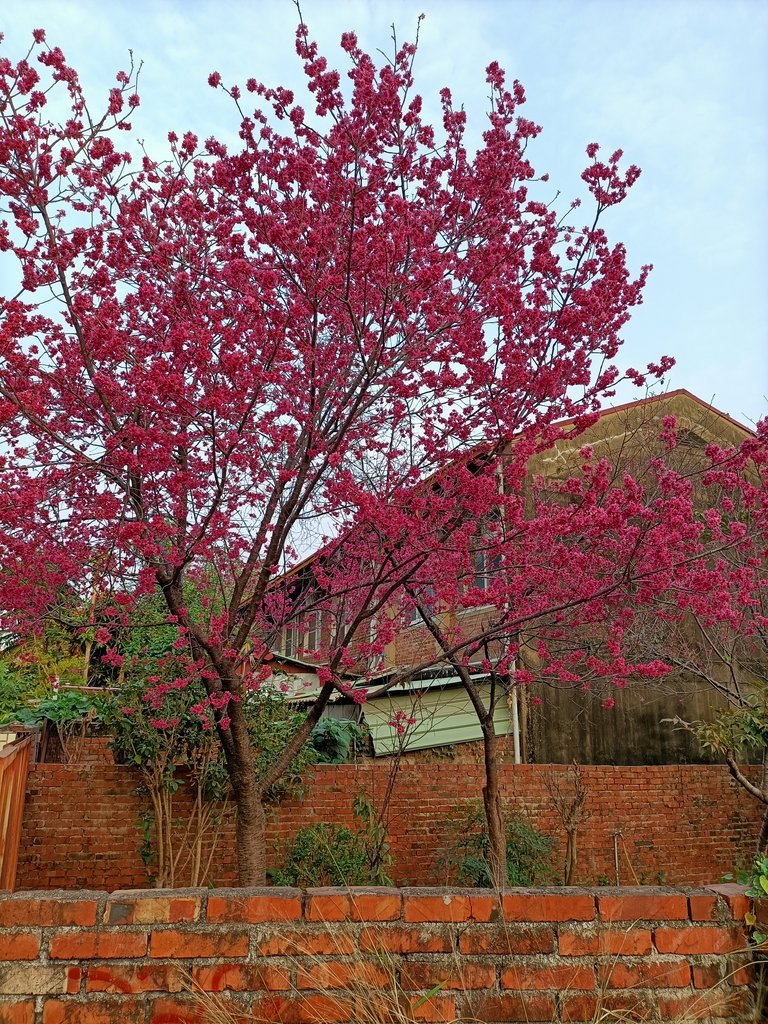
[2,0,766,426]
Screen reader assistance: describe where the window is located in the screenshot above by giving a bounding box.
[469,520,502,592]
[406,584,435,626]
[281,621,301,660]
[280,610,324,661]
[305,611,321,653]
[368,614,386,671]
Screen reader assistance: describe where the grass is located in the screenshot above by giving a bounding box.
[179,926,759,1024]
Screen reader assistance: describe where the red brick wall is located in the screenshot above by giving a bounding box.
[0,885,754,1023]
[16,759,759,892]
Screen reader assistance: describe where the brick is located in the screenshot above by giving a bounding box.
[502,891,594,922]
[49,932,147,960]
[85,964,183,994]
[560,994,599,1022]
[0,935,40,960]
[501,964,595,991]
[597,890,689,922]
[559,927,652,956]
[207,891,301,924]
[359,925,451,954]
[349,993,404,1022]
[296,961,389,990]
[410,994,456,1022]
[600,960,691,989]
[692,961,752,988]
[146,998,206,1023]
[104,893,201,925]
[0,1002,34,1024]
[65,968,80,995]
[42,999,147,1024]
[459,923,554,955]
[251,994,352,1023]
[191,963,291,992]
[347,889,401,921]
[689,892,718,921]
[458,993,557,1022]
[14,765,764,894]
[656,990,743,1021]
[654,925,745,954]
[0,965,69,995]
[156,1004,250,1024]
[562,992,653,1021]
[706,883,750,921]
[256,929,356,957]
[0,898,99,929]
[403,892,497,923]
[149,929,248,959]
[305,891,350,923]
[400,961,495,991]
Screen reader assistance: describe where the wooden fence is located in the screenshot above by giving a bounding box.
[0,734,33,890]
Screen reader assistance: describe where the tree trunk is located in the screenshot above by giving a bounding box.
[223,698,267,885]
[481,718,507,889]
[564,828,577,885]
[755,747,768,858]
[757,804,768,859]
[234,778,268,885]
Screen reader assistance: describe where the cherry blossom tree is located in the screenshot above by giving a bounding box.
[1,23,762,884]
[323,412,766,885]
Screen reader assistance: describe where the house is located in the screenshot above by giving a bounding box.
[258,389,757,765]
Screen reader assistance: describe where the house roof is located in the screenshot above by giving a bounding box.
[261,388,754,587]
[557,388,754,438]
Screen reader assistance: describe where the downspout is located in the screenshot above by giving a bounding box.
[510,668,522,765]
[498,463,522,765]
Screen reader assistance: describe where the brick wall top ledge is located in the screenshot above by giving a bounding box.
[0,884,747,926]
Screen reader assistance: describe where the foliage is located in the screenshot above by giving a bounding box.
[353,791,394,885]
[243,688,319,803]
[102,679,315,804]
[0,623,89,702]
[441,804,556,887]
[269,795,393,887]
[0,683,106,762]
[310,717,366,764]
[4,689,105,729]
[100,678,316,886]
[694,699,768,758]
[268,823,371,888]
[0,660,44,720]
[724,857,768,945]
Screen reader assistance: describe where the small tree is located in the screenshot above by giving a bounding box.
[1,22,763,884]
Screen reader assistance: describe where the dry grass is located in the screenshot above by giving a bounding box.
[182,959,480,1023]
[180,921,760,1024]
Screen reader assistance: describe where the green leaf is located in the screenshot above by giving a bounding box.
[413,981,447,1009]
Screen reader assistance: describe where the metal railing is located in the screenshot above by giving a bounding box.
[0,734,33,890]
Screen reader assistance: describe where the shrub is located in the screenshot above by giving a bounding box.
[441,804,556,887]
[309,716,366,763]
[269,823,371,886]
[270,794,394,886]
